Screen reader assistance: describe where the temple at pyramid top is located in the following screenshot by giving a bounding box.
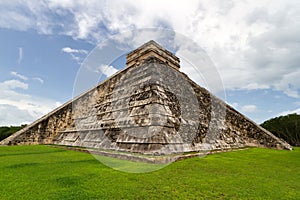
[126,40,180,70]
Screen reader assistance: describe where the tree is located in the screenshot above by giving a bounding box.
[261,114,300,146]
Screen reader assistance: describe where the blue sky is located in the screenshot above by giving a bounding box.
[0,0,300,126]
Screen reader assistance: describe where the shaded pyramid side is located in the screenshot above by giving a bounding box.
[0,57,292,153]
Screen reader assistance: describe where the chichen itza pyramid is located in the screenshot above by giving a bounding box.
[0,40,291,162]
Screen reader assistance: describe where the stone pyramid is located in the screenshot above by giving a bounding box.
[1,40,291,157]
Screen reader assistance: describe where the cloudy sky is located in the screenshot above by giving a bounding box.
[0,0,300,126]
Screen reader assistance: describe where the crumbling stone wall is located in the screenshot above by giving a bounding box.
[3,103,74,145]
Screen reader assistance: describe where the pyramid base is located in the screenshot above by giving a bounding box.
[49,144,253,164]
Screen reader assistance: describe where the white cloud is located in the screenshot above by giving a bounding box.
[62,47,88,63]
[229,102,258,114]
[96,64,118,77]
[62,47,88,54]
[11,71,44,84]
[0,1,300,123]
[0,7,33,31]
[52,1,299,98]
[277,108,300,117]
[17,47,23,64]
[0,79,60,126]
[10,71,28,81]
[0,79,28,90]
[55,101,62,107]
[0,104,34,126]
[241,105,257,113]
[32,77,44,84]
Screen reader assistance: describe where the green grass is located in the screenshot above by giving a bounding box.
[0,145,299,199]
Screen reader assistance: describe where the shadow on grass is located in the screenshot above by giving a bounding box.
[6,162,40,169]
[0,149,67,157]
[55,176,82,187]
[54,159,99,165]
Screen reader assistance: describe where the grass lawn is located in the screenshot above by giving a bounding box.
[0,145,299,199]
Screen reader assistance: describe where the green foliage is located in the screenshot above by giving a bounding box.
[261,113,300,146]
[0,145,299,199]
[0,125,26,141]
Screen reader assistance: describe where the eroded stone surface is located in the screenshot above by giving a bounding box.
[0,41,292,155]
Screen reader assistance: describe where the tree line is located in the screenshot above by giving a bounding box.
[0,125,26,141]
[261,113,300,146]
